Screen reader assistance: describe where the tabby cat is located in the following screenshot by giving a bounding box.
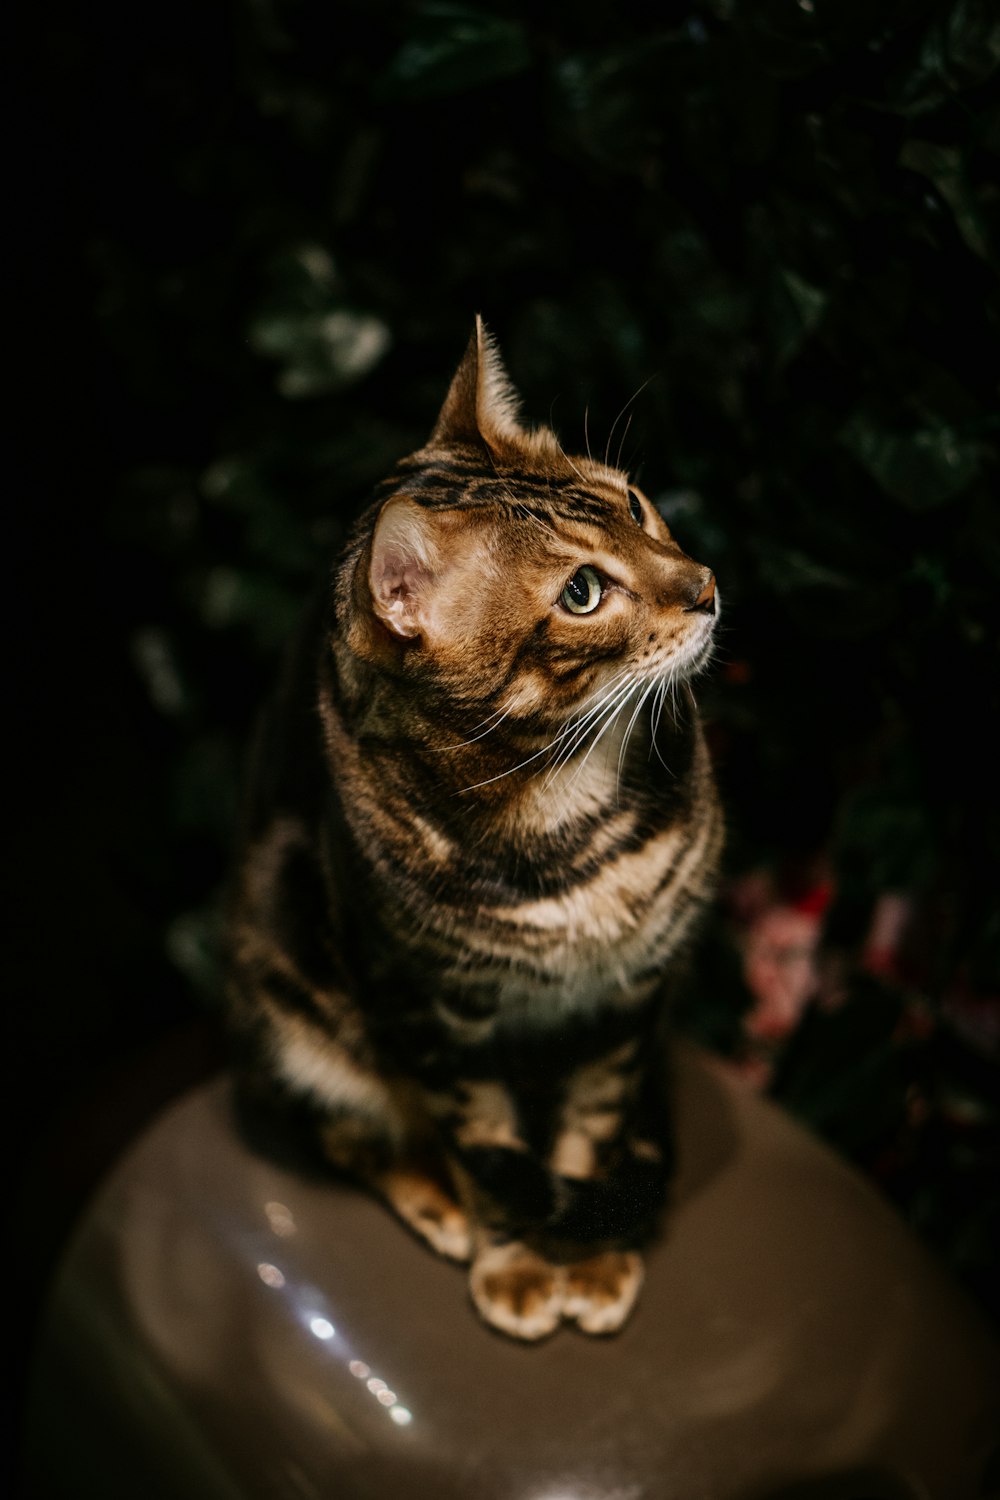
[226,319,722,1341]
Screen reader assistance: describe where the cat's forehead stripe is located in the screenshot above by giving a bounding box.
[378,459,624,525]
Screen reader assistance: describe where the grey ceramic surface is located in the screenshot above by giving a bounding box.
[25,1046,999,1500]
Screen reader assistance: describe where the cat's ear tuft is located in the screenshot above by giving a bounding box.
[368,495,440,640]
[430,315,525,449]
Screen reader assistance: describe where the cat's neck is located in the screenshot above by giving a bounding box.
[328,632,699,835]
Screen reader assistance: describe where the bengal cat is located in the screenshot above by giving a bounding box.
[226,319,722,1340]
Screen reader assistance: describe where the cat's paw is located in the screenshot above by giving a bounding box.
[379,1169,473,1262]
[469,1240,566,1341]
[562,1250,644,1335]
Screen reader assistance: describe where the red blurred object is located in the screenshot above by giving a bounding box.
[734,874,833,1053]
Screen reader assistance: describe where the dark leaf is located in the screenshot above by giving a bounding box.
[768,267,829,367]
[840,414,982,509]
[379,3,532,100]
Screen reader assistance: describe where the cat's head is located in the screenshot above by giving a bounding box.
[345,319,717,733]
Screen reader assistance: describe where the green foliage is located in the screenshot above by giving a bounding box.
[380,2,533,98]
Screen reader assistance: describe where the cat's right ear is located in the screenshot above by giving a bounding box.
[429,315,525,451]
[367,494,443,640]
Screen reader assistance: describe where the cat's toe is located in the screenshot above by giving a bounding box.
[469,1241,566,1341]
[416,1200,476,1260]
[562,1250,644,1335]
[420,1203,473,1262]
[380,1170,473,1262]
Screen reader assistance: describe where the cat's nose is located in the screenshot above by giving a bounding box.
[685,574,716,615]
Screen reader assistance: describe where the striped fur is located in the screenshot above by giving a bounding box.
[226,320,723,1340]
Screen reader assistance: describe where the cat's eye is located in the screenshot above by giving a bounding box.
[628,490,644,526]
[561,566,602,615]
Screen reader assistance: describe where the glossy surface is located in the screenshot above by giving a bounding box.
[25,1047,999,1499]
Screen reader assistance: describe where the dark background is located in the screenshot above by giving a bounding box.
[14,0,999,1354]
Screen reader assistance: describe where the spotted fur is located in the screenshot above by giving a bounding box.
[226,319,723,1340]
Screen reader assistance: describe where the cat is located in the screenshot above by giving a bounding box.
[226,317,723,1341]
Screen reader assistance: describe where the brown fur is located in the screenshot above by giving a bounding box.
[226,319,723,1340]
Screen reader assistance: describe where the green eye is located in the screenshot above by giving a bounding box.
[561,565,602,614]
[628,490,644,526]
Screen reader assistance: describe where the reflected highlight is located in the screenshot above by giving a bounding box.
[244,1243,416,1430]
[264,1200,296,1237]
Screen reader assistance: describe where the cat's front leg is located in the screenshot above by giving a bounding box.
[423,1078,568,1339]
[427,1077,559,1231]
[544,1042,673,1335]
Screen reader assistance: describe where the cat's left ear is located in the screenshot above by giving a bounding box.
[430,315,527,451]
[367,494,449,641]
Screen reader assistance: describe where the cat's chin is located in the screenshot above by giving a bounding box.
[686,634,718,679]
[660,622,718,684]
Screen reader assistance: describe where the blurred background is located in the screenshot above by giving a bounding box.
[14,0,999,1355]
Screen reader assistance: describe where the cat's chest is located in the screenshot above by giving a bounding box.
[421,809,716,1026]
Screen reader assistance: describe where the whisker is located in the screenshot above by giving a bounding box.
[558,444,594,489]
[455,735,563,795]
[614,412,633,475]
[650,675,674,772]
[459,666,640,795]
[616,677,658,802]
[543,669,635,783]
[438,706,514,751]
[604,375,655,469]
[566,676,643,792]
[546,689,628,778]
[557,670,637,754]
[649,680,664,757]
[512,500,557,537]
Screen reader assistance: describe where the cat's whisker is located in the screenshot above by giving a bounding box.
[566,676,644,792]
[455,734,567,795]
[649,680,665,758]
[512,499,557,537]
[583,404,593,463]
[553,672,640,777]
[438,703,512,751]
[616,677,658,802]
[603,375,655,469]
[552,668,634,751]
[459,668,638,794]
[650,675,674,773]
[614,413,633,476]
[543,669,635,783]
[484,451,557,537]
[581,680,645,785]
[617,679,652,784]
[558,445,595,490]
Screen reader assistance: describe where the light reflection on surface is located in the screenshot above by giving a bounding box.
[264,1200,297,1237]
[251,1245,416,1431]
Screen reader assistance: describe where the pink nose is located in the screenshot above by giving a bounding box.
[687,574,716,614]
